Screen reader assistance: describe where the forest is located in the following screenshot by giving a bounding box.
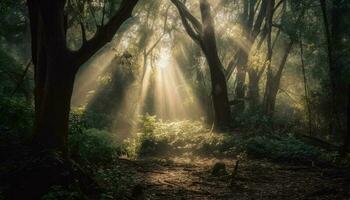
[0,0,350,199]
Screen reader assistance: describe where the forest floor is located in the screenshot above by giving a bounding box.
[117,156,350,200]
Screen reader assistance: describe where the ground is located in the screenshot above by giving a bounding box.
[117,156,350,200]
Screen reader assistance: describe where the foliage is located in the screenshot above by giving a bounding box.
[0,97,33,134]
[69,108,88,135]
[69,128,121,165]
[123,117,336,165]
[245,135,321,163]
[41,185,84,200]
[0,49,32,97]
[124,116,210,157]
[234,109,300,135]
[95,166,136,199]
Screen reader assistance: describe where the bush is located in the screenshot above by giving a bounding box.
[95,166,136,199]
[234,109,300,135]
[69,107,87,135]
[41,185,83,200]
[69,128,121,165]
[0,97,33,134]
[196,133,245,157]
[245,135,321,163]
[123,116,327,163]
[124,116,209,157]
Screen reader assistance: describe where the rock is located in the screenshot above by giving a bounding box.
[211,162,227,176]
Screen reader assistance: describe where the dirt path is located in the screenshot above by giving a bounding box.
[127,157,350,200]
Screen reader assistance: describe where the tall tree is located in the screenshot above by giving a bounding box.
[171,0,231,130]
[320,0,350,154]
[262,39,293,116]
[28,0,139,155]
[226,0,269,111]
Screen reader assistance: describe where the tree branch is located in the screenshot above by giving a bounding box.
[80,22,87,43]
[171,0,202,43]
[73,0,139,69]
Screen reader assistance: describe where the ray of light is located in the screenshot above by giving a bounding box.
[153,47,204,121]
[111,45,205,137]
[71,46,116,107]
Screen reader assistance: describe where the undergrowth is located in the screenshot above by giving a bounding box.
[122,115,338,165]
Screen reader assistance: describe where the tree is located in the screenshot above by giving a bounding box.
[171,0,231,130]
[28,0,139,155]
[262,39,294,116]
[320,0,350,154]
[227,0,270,111]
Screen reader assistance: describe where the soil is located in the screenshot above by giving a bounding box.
[118,156,350,200]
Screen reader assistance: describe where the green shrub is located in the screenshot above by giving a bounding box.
[69,128,121,165]
[41,185,83,200]
[124,116,230,157]
[69,107,87,135]
[196,134,245,157]
[0,97,33,134]
[234,109,300,134]
[123,117,325,162]
[95,166,136,199]
[124,116,256,158]
[245,136,320,163]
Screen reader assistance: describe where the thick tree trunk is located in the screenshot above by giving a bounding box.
[320,0,350,147]
[202,49,231,129]
[28,0,138,154]
[28,0,75,154]
[200,0,231,130]
[320,0,346,137]
[22,0,138,198]
[32,65,76,154]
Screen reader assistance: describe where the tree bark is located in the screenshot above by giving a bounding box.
[344,84,350,154]
[199,0,231,129]
[320,0,350,151]
[247,69,260,110]
[171,0,231,130]
[228,0,269,112]
[299,34,313,136]
[263,39,293,116]
[234,50,248,112]
[28,0,139,154]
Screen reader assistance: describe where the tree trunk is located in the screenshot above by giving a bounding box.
[28,0,138,154]
[320,0,350,147]
[230,0,268,113]
[299,34,313,136]
[263,40,293,116]
[200,0,231,130]
[247,69,260,110]
[28,0,75,154]
[21,0,139,198]
[234,50,248,112]
[343,84,350,154]
[171,0,232,129]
